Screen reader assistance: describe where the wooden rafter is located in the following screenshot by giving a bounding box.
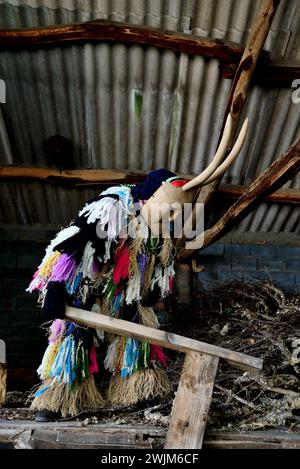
[0,18,298,86]
[1,166,299,204]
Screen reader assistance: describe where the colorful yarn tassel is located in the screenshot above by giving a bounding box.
[150,345,168,367]
[51,253,77,282]
[113,245,130,284]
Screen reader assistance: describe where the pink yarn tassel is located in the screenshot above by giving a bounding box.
[89,345,99,374]
[27,270,45,292]
[113,245,130,284]
[49,319,66,344]
[150,345,168,367]
[51,253,77,282]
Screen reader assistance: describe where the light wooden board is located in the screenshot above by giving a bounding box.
[165,352,219,449]
[65,307,262,372]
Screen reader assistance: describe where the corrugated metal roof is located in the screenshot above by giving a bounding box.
[0,0,299,233]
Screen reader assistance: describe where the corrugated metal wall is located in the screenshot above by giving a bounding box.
[0,0,299,232]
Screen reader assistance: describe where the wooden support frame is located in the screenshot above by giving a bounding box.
[66,307,262,449]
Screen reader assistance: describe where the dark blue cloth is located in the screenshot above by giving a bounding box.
[132,168,176,201]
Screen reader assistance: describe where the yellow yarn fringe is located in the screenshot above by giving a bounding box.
[42,341,62,379]
[138,304,159,328]
[39,251,61,279]
[107,367,172,406]
[31,377,105,418]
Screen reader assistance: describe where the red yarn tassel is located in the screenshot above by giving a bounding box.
[113,245,130,284]
[89,345,99,374]
[150,345,168,367]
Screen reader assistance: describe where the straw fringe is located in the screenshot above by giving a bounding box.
[138,305,160,328]
[107,367,172,406]
[159,238,174,267]
[30,377,105,417]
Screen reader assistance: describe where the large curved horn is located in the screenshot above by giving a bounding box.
[182,113,233,192]
[201,117,249,186]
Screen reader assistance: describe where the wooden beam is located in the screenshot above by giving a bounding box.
[65,306,263,372]
[165,352,219,449]
[217,184,300,205]
[0,19,245,64]
[2,422,300,449]
[2,166,298,204]
[178,138,300,259]
[221,60,300,87]
[0,166,144,185]
[1,19,298,86]
[250,62,300,87]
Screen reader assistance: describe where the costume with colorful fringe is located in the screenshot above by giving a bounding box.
[27,178,177,416]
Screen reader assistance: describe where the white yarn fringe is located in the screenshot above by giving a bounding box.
[150,262,175,297]
[38,225,80,268]
[126,271,142,304]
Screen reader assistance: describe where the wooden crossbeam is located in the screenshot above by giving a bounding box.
[0,166,144,185]
[66,307,262,372]
[1,19,298,86]
[1,166,299,204]
[0,19,264,65]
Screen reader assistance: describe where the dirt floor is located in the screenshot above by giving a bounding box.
[1,280,300,434]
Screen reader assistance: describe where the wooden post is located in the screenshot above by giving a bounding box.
[165,352,219,449]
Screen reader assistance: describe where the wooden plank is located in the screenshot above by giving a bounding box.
[165,352,219,449]
[178,138,300,258]
[2,421,300,449]
[65,307,262,372]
